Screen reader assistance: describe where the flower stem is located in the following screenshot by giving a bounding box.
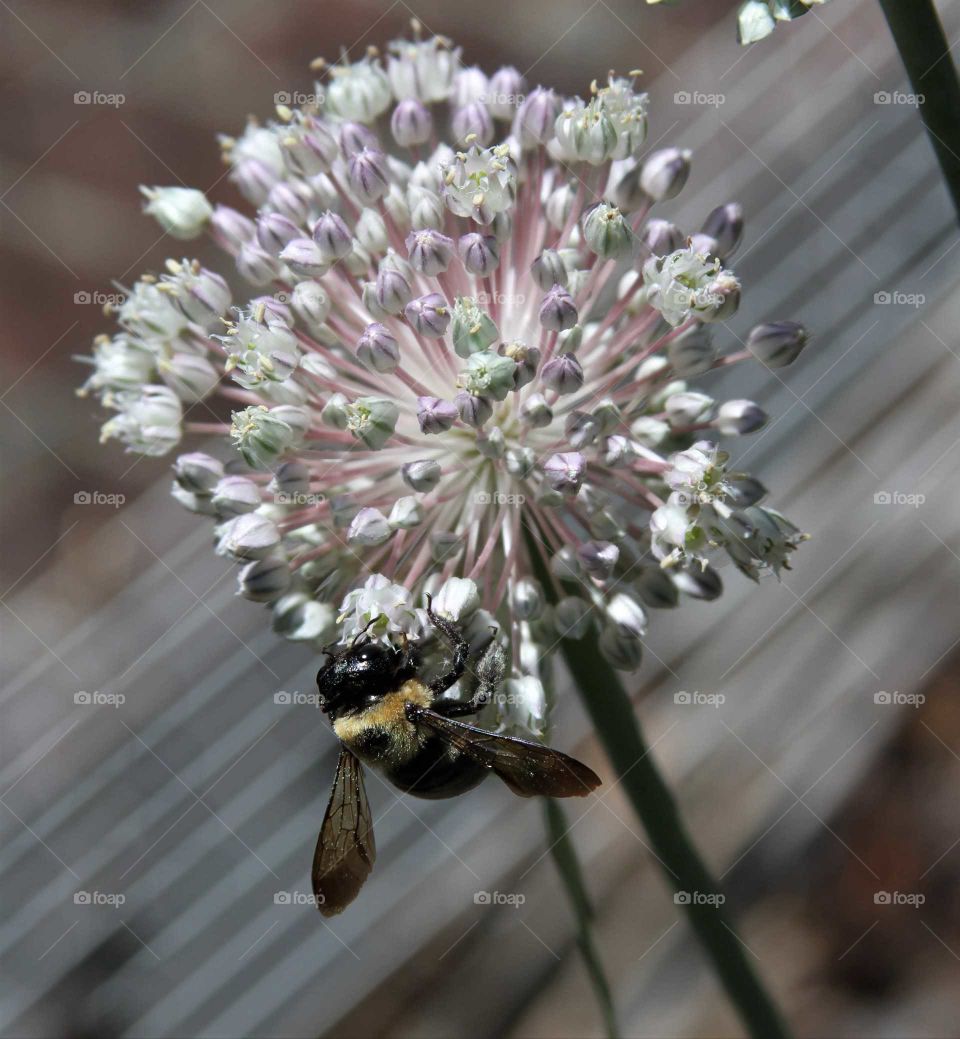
[560,636,792,1039]
[543,798,619,1039]
[877,0,960,224]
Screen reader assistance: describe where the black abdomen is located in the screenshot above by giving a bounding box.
[383,737,488,799]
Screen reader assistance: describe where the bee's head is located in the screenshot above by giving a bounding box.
[316,636,416,718]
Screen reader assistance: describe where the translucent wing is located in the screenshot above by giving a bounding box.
[412,707,601,798]
[312,747,376,917]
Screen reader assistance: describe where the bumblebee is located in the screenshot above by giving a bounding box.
[312,597,601,916]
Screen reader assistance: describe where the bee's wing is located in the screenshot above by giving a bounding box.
[312,747,376,916]
[412,707,601,798]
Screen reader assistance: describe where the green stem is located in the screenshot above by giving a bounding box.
[877,0,960,223]
[543,799,619,1039]
[522,525,791,1038]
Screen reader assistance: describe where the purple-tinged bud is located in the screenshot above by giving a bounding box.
[348,507,392,546]
[531,249,568,290]
[640,148,692,202]
[455,392,493,428]
[159,352,218,402]
[357,323,400,373]
[339,121,380,157]
[671,564,723,601]
[746,321,809,368]
[279,237,329,278]
[402,459,442,493]
[269,460,311,501]
[348,147,390,205]
[513,87,561,149]
[211,205,255,255]
[713,399,768,435]
[540,353,583,395]
[266,180,312,224]
[417,396,457,434]
[520,392,553,428]
[212,475,261,518]
[458,233,500,275]
[281,121,337,176]
[539,284,578,331]
[231,157,278,206]
[173,452,224,494]
[391,98,433,147]
[667,325,717,377]
[376,265,412,314]
[256,212,301,255]
[688,233,721,260]
[611,161,648,213]
[564,412,600,449]
[236,241,283,286]
[216,512,281,561]
[452,103,494,146]
[701,202,743,259]
[406,229,455,275]
[453,66,488,108]
[641,218,684,256]
[312,210,353,262]
[578,540,619,578]
[665,390,715,426]
[555,595,592,637]
[292,281,330,328]
[700,271,741,322]
[487,67,527,120]
[603,435,635,468]
[356,208,388,253]
[544,451,585,497]
[405,293,450,338]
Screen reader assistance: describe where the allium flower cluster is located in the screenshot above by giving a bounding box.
[78,26,809,735]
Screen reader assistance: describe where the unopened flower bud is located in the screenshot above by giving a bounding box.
[502,341,539,388]
[211,204,255,254]
[671,564,723,601]
[531,249,568,291]
[565,412,600,449]
[640,147,692,201]
[376,264,413,314]
[405,293,450,337]
[520,392,553,428]
[402,459,441,492]
[321,393,349,429]
[348,147,390,204]
[216,512,281,561]
[417,396,458,434]
[714,399,768,435]
[212,475,261,517]
[279,237,329,278]
[292,280,331,329]
[236,241,283,285]
[238,554,291,602]
[668,325,717,377]
[512,578,543,620]
[701,203,743,259]
[544,451,585,496]
[355,208,388,253]
[487,67,527,119]
[540,353,583,395]
[505,446,536,478]
[159,353,218,402]
[391,98,433,147]
[514,87,561,149]
[578,540,619,578]
[312,210,353,262]
[406,229,455,275]
[339,121,380,157]
[725,474,767,507]
[599,626,643,670]
[642,218,684,256]
[666,390,715,426]
[455,392,493,428]
[582,202,637,260]
[539,285,578,331]
[452,102,494,146]
[173,452,224,494]
[269,460,311,501]
[257,212,301,255]
[356,323,400,373]
[458,233,500,275]
[746,321,808,368]
[348,507,392,546]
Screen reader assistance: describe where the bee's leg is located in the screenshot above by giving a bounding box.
[431,639,505,718]
[426,595,470,696]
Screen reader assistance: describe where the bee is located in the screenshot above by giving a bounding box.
[312,596,601,916]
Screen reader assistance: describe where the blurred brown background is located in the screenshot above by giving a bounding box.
[3,1,960,1037]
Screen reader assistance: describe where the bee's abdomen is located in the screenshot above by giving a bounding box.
[383,739,488,800]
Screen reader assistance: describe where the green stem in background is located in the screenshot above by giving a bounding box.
[877,0,960,224]
[543,799,619,1039]
[522,525,791,1038]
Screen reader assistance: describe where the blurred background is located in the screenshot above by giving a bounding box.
[2,0,960,1036]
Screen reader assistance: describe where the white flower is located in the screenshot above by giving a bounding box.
[140,186,213,240]
[82,26,807,694]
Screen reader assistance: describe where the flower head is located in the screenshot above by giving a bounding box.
[78,26,809,735]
